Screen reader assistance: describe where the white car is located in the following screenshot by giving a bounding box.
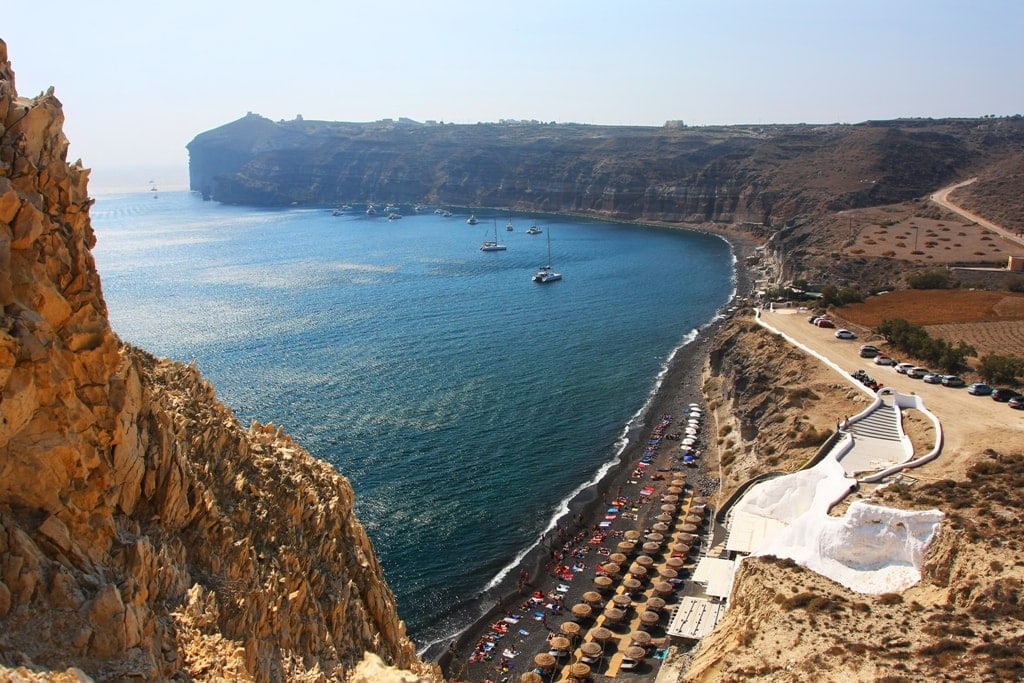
[873,355,897,366]
[834,329,857,340]
[894,363,916,374]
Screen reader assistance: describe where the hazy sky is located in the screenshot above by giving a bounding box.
[6,0,1023,189]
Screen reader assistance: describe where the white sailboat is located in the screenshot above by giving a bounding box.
[481,219,507,252]
[532,230,561,283]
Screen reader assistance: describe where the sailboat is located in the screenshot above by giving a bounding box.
[481,220,507,251]
[532,229,561,283]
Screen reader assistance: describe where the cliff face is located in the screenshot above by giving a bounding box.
[187,114,1024,228]
[0,40,435,683]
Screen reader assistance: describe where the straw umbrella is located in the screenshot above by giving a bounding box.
[622,578,643,593]
[667,485,683,494]
[652,522,670,533]
[691,496,709,506]
[624,530,642,541]
[568,662,591,681]
[659,567,679,580]
[642,541,661,554]
[560,621,581,638]
[572,603,593,620]
[655,513,673,524]
[653,581,674,596]
[550,636,571,653]
[670,542,690,555]
[666,557,685,569]
[634,555,655,567]
[646,532,664,543]
[601,562,620,576]
[616,541,636,554]
[630,630,653,646]
[534,652,556,670]
[679,523,698,533]
[582,591,603,606]
[685,513,702,525]
[609,552,628,565]
[590,626,613,643]
[521,673,544,683]
[660,504,677,513]
[593,575,613,590]
[676,532,697,543]
[580,641,603,659]
[646,596,666,612]
[603,607,625,624]
[628,564,649,579]
[640,610,661,628]
[625,645,647,660]
[611,594,632,609]
[662,495,679,504]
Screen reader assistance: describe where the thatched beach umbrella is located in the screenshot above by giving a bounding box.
[662,494,679,504]
[590,626,613,642]
[691,496,709,506]
[611,593,631,608]
[568,662,591,680]
[628,564,648,579]
[646,596,666,611]
[671,542,690,555]
[560,621,581,637]
[685,513,702,524]
[582,591,603,606]
[622,578,643,593]
[653,581,674,596]
[652,522,670,533]
[655,513,673,524]
[609,552,628,565]
[666,556,685,569]
[534,652,556,669]
[671,475,687,484]
[676,532,697,543]
[667,486,683,494]
[630,630,653,646]
[581,641,603,657]
[658,567,679,580]
[679,523,698,533]
[624,530,642,541]
[625,645,648,660]
[646,532,664,543]
[572,603,593,619]
[603,606,625,623]
[640,610,661,627]
[616,541,636,554]
[521,672,543,683]
[594,575,613,590]
[634,554,655,567]
[550,636,571,652]
[601,562,620,576]
[642,541,661,553]
[660,504,677,513]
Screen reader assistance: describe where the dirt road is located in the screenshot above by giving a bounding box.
[759,307,1023,477]
[931,178,1024,249]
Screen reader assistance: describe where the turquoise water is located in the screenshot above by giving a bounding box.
[90,191,734,647]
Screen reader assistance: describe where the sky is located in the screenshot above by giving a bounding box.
[6,0,1024,190]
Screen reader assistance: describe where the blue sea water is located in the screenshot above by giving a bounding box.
[89,191,734,648]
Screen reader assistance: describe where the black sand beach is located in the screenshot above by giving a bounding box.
[437,230,759,682]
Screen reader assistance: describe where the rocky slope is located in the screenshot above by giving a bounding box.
[0,40,437,683]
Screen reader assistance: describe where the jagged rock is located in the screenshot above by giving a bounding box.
[0,40,440,683]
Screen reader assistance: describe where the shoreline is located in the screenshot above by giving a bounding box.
[434,228,760,678]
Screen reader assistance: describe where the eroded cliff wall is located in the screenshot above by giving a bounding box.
[0,40,436,683]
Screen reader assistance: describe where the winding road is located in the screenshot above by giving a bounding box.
[930,178,1024,249]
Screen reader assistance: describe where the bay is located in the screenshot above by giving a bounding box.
[90,191,734,647]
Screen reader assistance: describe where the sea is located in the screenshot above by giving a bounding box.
[89,189,735,651]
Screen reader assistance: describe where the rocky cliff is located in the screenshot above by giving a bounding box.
[0,40,437,683]
[187,114,1024,230]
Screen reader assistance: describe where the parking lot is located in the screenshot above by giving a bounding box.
[759,308,1024,477]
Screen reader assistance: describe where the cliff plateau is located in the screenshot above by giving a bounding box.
[0,40,437,683]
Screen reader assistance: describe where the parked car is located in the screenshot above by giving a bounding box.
[991,388,1022,402]
[815,319,836,329]
[835,329,857,340]
[860,345,880,358]
[1008,395,1024,410]
[907,367,931,379]
[922,373,944,384]
[808,315,821,324]
[941,375,966,388]
[967,382,993,395]
[894,363,916,374]
[873,355,897,366]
